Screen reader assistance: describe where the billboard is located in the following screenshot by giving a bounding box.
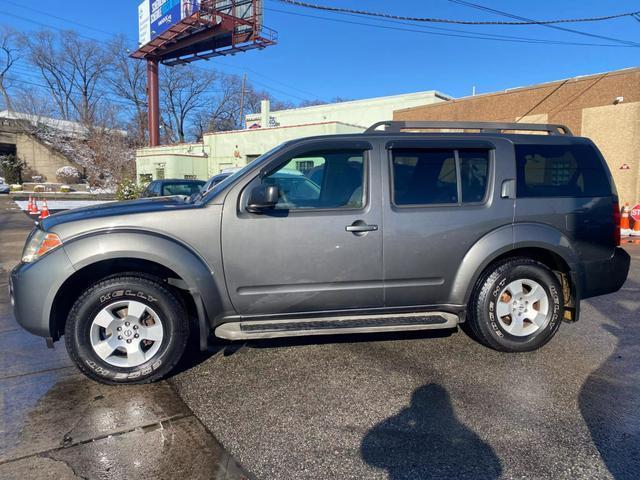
[138,0,202,46]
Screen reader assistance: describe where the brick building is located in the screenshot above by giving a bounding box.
[394,67,640,206]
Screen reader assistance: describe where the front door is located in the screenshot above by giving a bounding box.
[221,140,383,316]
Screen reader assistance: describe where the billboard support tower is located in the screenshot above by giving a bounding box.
[147,59,160,147]
[133,0,277,147]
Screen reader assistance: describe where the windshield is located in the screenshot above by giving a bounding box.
[190,143,290,203]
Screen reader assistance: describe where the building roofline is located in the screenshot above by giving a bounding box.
[246,90,454,119]
[394,67,640,114]
[203,120,365,137]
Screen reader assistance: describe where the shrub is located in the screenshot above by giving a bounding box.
[10,184,22,191]
[60,185,72,193]
[115,178,144,201]
[56,166,81,184]
[0,154,25,184]
[33,184,46,192]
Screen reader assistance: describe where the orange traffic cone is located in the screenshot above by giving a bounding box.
[631,217,640,238]
[26,195,33,213]
[29,196,40,215]
[38,199,50,219]
[620,203,631,237]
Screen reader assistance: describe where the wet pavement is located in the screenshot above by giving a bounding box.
[172,243,640,479]
[3,193,639,479]
[0,196,251,480]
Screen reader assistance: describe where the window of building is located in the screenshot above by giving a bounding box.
[515,144,611,198]
[295,160,315,175]
[184,175,198,180]
[263,149,365,210]
[155,168,165,180]
[392,148,490,206]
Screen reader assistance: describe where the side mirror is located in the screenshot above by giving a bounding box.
[247,184,279,213]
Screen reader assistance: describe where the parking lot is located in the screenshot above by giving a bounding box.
[171,253,640,478]
[1,194,638,479]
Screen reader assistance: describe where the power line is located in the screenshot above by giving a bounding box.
[0,0,116,38]
[449,0,640,48]
[275,0,640,26]
[279,4,636,48]
[265,6,636,48]
[0,9,317,103]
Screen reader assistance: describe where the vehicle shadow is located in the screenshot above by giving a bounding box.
[360,383,502,479]
[172,328,458,376]
[578,275,640,479]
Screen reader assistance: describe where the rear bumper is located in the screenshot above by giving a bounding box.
[10,248,76,339]
[580,247,631,299]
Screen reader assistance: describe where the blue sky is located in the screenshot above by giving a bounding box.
[1,0,639,103]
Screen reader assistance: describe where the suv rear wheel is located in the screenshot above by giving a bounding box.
[65,275,189,384]
[468,258,563,352]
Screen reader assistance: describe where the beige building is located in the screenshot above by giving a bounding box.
[136,90,451,181]
[137,120,362,181]
[394,67,640,206]
[0,111,87,182]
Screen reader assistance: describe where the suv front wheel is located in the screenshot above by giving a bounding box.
[65,275,189,384]
[468,258,564,352]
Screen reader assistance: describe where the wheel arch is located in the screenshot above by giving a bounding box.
[53,231,226,348]
[452,223,580,321]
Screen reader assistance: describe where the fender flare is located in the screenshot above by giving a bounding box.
[62,230,224,348]
[451,223,580,306]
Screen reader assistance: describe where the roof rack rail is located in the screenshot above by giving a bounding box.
[366,121,573,136]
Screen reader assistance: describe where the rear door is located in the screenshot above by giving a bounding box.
[381,138,516,307]
[221,139,384,315]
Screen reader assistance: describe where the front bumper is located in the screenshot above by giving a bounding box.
[10,247,76,339]
[580,247,631,299]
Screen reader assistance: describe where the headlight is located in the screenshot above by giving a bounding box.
[22,229,63,263]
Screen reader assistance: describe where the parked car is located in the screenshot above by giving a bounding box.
[0,178,9,194]
[140,179,205,197]
[10,121,630,384]
[199,168,242,195]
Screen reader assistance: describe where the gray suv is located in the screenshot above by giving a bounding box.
[10,121,631,384]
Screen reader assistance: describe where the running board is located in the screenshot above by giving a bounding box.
[214,312,459,340]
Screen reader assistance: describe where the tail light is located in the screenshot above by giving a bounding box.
[613,200,621,246]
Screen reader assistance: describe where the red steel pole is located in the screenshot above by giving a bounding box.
[147,58,160,147]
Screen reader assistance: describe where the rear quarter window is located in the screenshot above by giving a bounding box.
[515,143,611,198]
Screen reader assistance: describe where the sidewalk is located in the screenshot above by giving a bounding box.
[0,196,251,480]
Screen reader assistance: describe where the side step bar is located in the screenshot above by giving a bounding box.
[215,312,459,340]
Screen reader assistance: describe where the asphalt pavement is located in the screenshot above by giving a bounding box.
[0,196,251,480]
[172,245,640,479]
[2,193,638,479]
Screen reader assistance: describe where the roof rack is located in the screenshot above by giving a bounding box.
[365,121,573,136]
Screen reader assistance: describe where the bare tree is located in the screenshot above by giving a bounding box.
[22,30,108,126]
[106,35,148,146]
[0,28,19,111]
[161,65,215,143]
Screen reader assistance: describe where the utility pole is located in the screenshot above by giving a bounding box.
[239,73,247,129]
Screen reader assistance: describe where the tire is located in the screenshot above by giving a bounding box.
[467,258,564,352]
[65,275,189,384]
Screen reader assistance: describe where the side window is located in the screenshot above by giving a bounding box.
[392,149,458,205]
[392,148,491,206]
[263,149,365,210]
[516,144,611,198]
[459,149,490,203]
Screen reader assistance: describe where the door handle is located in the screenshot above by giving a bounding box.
[346,221,378,234]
